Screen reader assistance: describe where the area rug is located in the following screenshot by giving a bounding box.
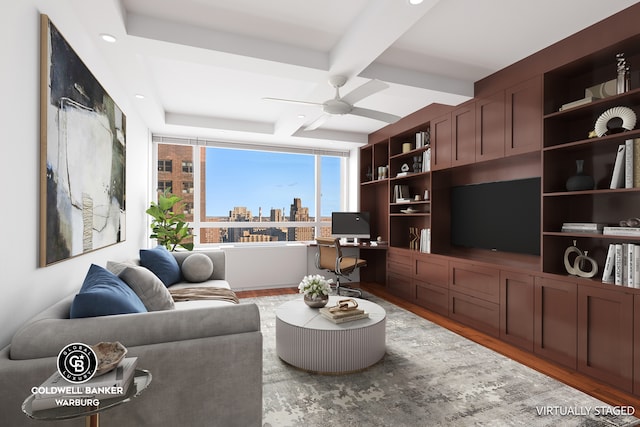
[240,292,640,427]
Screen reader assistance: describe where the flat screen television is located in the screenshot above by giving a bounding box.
[450,177,541,256]
[331,212,371,240]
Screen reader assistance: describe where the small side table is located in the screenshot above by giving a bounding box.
[23,369,152,427]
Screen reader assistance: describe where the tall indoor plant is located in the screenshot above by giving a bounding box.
[146,189,194,251]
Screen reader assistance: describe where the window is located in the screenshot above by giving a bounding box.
[182,160,193,173]
[154,137,349,246]
[158,180,173,192]
[158,159,172,172]
[182,181,194,194]
[183,202,194,215]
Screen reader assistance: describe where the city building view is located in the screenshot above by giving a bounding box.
[156,144,333,244]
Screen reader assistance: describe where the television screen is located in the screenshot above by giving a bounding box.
[450,178,540,255]
[331,212,371,239]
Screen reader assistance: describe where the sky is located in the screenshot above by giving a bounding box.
[205,147,341,218]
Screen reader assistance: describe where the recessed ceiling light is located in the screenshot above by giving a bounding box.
[297,114,306,119]
[408,0,424,4]
[135,94,145,99]
[100,33,117,43]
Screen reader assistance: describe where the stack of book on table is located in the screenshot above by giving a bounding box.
[31,357,137,411]
[320,305,369,324]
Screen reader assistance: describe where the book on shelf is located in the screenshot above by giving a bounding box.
[422,148,431,172]
[635,139,640,188]
[561,222,606,233]
[393,185,410,202]
[420,228,431,253]
[602,226,640,236]
[605,243,640,288]
[610,144,626,189]
[559,96,599,111]
[415,129,430,148]
[602,244,616,283]
[625,139,634,189]
[32,357,138,410]
[609,139,639,189]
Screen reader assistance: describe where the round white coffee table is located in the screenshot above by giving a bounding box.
[275,296,386,374]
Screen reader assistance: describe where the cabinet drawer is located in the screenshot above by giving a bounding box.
[415,256,448,287]
[387,250,413,276]
[449,291,499,337]
[450,262,499,303]
[387,272,415,300]
[387,261,411,276]
[416,279,448,316]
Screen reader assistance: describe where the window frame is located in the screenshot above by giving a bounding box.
[151,136,351,247]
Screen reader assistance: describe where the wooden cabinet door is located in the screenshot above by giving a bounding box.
[431,113,451,170]
[500,270,534,352]
[506,75,542,155]
[577,286,633,392]
[415,254,449,316]
[448,261,500,337]
[387,249,415,300]
[534,276,577,369]
[476,91,505,162]
[451,102,476,166]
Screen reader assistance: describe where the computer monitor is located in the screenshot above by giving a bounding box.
[331,212,371,240]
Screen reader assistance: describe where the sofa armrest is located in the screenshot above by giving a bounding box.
[10,302,260,360]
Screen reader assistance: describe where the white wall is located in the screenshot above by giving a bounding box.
[223,244,361,289]
[0,1,363,348]
[0,1,150,347]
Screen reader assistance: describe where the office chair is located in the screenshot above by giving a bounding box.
[315,237,367,298]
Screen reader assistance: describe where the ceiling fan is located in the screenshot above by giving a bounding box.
[263,75,401,131]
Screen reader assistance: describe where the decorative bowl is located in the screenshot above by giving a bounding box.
[92,341,127,377]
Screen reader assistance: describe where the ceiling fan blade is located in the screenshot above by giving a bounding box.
[341,79,389,105]
[304,114,330,131]
[262,97,322,107]
[350,107,401,124]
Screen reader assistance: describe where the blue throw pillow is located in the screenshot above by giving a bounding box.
[70,264,147,318]
[139,245,182,286]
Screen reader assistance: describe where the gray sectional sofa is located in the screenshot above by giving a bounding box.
[0,250,263,426]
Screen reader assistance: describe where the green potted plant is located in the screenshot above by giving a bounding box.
[146,189,194,251]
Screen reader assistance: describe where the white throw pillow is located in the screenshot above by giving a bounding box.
[119,265,175,311]
[181,253,214,282]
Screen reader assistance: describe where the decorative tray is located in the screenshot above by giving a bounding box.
[92,341,127,376]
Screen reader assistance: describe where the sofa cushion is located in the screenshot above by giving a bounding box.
[70,264,147,318]
[119,265,175,311]
[139,245,182,286]
[106,259,139,275]
[181,253,214,283]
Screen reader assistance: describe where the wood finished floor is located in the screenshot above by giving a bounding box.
[236,282,640,416]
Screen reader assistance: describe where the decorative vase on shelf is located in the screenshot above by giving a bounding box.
[303,293,329,308]
[565,160,594,191]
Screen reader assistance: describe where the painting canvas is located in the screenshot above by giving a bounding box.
[40,15,126,266]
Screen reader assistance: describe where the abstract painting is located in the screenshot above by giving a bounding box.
[40,15,126,266]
